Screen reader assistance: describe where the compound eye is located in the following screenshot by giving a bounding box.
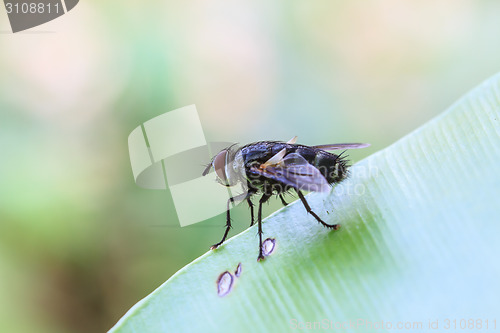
[213,150,228,184]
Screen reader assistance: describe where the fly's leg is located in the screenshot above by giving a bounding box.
[211,193,248,250]
[279,194,288,206]
[296,190,340,230]
[247,197,255,227]
[257,193,272,261]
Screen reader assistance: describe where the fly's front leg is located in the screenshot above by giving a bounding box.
[211,193,248,250]
[247,197,255,227]
[296,189,340,230]
[257,192,272,261]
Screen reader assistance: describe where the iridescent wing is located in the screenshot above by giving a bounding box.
[250,153,330,192]
[313,143,370,150]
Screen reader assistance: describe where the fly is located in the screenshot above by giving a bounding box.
[202,136,370,261]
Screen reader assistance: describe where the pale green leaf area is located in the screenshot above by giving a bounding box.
[111,74,500,333]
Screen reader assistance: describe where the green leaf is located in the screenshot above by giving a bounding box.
[110,74,500,333]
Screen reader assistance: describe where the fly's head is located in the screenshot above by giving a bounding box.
[202,145,240,187]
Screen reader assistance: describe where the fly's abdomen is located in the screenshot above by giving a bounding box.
[314,151,347,184]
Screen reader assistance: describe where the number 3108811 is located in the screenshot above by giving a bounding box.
[5,2,61,14]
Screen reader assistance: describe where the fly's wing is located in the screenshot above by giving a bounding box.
[313,143,370,150]
[250,153,330,192]
[260,136,297,167]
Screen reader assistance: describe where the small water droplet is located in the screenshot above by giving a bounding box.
[235,263,242,277]
[216,271,234,297]
[262,238,276,256]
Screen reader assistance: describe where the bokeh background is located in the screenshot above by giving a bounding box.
[1,1,500,332]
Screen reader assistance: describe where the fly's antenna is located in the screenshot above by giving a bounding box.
[202,162,213,176]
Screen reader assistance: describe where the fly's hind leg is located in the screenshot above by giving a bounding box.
[296,189,340,230]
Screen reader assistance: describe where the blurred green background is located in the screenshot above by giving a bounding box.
[1,1,500,332]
